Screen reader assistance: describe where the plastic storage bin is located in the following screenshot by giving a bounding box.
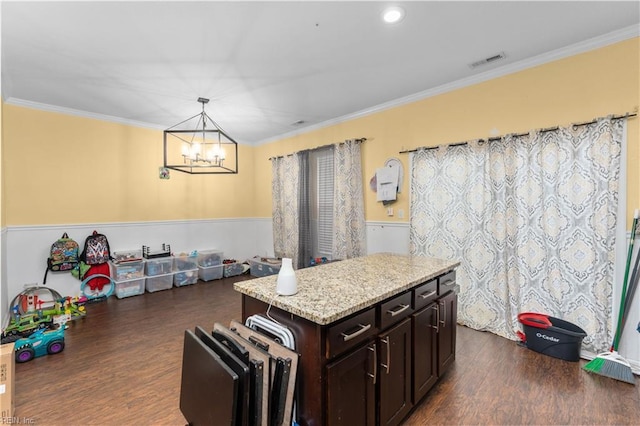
[174,255,198,272]
[146,273,174,292]
[114,277,146,299]
[517,312,587,362]
[249,257,282,277]
[198,265,224,282]
[145,257,174,276]
[112,249,143,263]
[223,262,245,278]
[110,261,145,281]
[197,250,224,268]
[174,269,198,286]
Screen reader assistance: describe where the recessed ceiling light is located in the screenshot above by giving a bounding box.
[382,6,405,24]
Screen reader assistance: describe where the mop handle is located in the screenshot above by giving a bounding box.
[612,209,639,351]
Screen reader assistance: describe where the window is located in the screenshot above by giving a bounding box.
[309,148,334,259]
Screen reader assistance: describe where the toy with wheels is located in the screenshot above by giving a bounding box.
[80,274,115,302]
[9,285,63,316]
[14,326,65,363]
[1,312,55,344]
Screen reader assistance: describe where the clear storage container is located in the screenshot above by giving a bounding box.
[197,249,224,268]
[145,273,174,292]
[114,277,146,299]
[145,257,174,276]
[111,249,143,263]
[110,261,145,281]
[248,257,282,277]
[174,269,198,286]
[174,254,198,272]
[198,265,224,282]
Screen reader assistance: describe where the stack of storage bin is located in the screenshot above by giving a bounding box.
[174,253,199,287]
[145,256,174,292]
[197,250,224,282]
[110,250,145,299]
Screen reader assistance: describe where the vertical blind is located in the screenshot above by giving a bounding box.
[313,148,334,259]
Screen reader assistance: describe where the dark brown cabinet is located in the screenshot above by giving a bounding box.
[378,317,413,426]
[437,290,457,375]
[411,303,438,403]
[327,342,376,426]
[412,273,458,405]
[241,267,457,426]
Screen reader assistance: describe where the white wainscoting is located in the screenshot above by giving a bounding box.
[1,218,274,321]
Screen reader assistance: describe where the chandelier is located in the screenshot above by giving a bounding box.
[163,97,238,174]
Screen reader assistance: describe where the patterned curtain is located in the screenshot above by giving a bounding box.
[409,117,623,353]
[271,154,301,266]
[333,139,367,260]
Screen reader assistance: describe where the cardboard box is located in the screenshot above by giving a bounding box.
[1,342,15,418]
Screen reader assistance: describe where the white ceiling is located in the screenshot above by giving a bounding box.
[2,1,639,145]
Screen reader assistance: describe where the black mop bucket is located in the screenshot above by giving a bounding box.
[517,312,587,362]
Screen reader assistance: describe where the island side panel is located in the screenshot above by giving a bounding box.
[242,294,326,426]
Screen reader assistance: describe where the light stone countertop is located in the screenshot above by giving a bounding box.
[233,253,460,325]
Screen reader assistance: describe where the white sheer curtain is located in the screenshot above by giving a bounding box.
[409,117,624,353]
[332,139,367,260]
[271,154,301,266]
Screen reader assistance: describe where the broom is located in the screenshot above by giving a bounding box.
[583,210,638,385]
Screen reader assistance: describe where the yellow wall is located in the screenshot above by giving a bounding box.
[254,38,640,225]
[3,106,257,225]
[2,38,639,227]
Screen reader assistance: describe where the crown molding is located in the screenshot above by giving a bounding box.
[256,24,640,146]
[3,97,168,131]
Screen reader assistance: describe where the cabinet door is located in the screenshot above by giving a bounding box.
[437,291,457,375]
[412,303,438,404]
[378,317,413,426]
[327,342,376,426]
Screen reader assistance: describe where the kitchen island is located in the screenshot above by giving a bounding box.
[234,253,459,426]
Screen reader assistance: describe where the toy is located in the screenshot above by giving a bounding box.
[80,273,115,302]
[1,312,55,344]
[10,285,64,316]
[13,326,65,363]
[2,288,88,344]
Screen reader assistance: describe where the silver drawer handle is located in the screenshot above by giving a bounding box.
[387,304,410,317]
[441,279,456,286]
[381,337,390,374]
[367,344,377,384]
[418,290,437,300]
[341,323,372,341]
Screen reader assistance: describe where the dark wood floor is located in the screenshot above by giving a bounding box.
[12,275,640,425]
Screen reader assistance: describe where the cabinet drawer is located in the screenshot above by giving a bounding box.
[326,307,377,359]
[413,279,438,311]
[379,291,413,330]
[439,270,457,295]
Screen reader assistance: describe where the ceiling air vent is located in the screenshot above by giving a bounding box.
[468,52,506,69]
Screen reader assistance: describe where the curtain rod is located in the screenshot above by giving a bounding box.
[268,137,367,161]
[399,112,637,154]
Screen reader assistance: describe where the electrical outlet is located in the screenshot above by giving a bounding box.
[387,207,394,216]
[398,209,404,219]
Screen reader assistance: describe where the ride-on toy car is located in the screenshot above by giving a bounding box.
[13,326,65,363]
